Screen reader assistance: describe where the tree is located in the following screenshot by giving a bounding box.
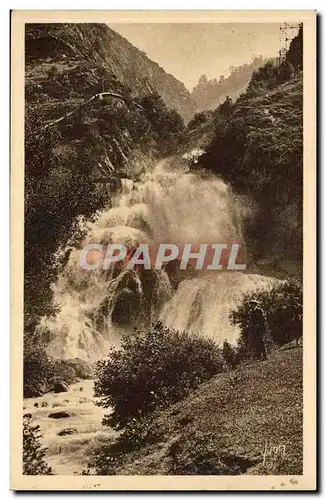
[222,340,238,369]
[94,322,223,429]
[23,337,55,398]
[23,417,53,475]
[24,105,107,333]
[139,92,185,156]
[217,96,234,119]
[286,25,303,69]
[230,280,303,354]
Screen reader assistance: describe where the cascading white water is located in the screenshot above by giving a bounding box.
[37,159,272,361]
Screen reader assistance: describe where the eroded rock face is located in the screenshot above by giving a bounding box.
[111,287,138,325]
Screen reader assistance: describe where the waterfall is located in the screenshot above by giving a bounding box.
[37,159,272,361]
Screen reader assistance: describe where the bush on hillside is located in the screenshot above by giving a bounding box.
[23,417,53,475]
[187,111,210,130]
[230,279,303,357]
[222,340,240,369]
[94,322,223,429]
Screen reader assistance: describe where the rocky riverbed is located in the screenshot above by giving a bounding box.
[23,379,117,475]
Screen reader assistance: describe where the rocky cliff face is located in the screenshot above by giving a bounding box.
[25,23,196,123]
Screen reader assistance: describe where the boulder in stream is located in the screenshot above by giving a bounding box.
[53,381,69,393]
[57,427,78,436]
[48,411,75,419]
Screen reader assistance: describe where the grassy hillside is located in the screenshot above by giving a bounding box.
[95,346,302,475]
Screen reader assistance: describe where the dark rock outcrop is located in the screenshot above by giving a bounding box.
[57,427,78,436]
[48,411,75,419]
[52,381,69,393]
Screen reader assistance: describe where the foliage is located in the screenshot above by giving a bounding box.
[230,279,303,357]
[87,414,161,475]
[24,336,87,397]
[187,111,210,130]
[23,337,55,398]
[247,60,280,94]
[24,107,107,331]
[286,25,303,69]
[94,322,223,429]
[222,340,239,369]
[23,417,53,475]
[139,92,185,155]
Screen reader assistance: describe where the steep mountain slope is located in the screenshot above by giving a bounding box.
[25,23,196,122]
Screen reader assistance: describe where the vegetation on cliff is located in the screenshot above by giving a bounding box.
[197,26,303,276]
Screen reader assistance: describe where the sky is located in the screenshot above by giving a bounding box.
[110,23,284,90]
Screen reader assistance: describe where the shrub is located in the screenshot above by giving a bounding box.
[23,338,55,398]
[187,111,209,130]
[94,322,223,429]
[23,417,53,475]
[222,340,239,369]
[230,279,303,356]
[24,338,82,397]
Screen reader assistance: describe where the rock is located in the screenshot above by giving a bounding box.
[53,360,76,384]
[41,401,48,407]
[48,411,75,419]
[34,402,39,408]
[24,387,45,398]
[57,427,78,436]
[23,413,32,418]
[53,381,69,393]
[63,358,93,379]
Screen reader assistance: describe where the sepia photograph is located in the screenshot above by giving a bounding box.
[10,10,316,491]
